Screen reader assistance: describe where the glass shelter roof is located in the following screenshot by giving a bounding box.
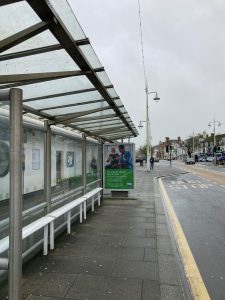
[0,0,138,141]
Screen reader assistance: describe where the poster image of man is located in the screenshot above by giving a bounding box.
[104,144,133,169]
[118,144,133,169]
[105,147,120,169]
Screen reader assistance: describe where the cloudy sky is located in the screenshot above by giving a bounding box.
[68,0,225,148]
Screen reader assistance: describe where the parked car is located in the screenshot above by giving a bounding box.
[136,156,141,163]
[206,156,213,162]
[185,157,195,165]
[217,156,225,164]
[198,156,207,162]
[154,157,159,162]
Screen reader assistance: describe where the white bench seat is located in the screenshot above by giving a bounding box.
[83,187,103,214]
[0,216,54,257]
[48,196,87,250]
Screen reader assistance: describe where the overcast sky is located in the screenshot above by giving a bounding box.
[68,0,225,148]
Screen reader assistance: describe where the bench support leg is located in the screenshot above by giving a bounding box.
[83,200,87,220]
[92,196,94,212]
[98,193,101,206]
[50,222,54,250]
[79,203,83,223]
[43,225,48,255]
[67,211,71,234]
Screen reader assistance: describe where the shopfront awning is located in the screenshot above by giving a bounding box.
[0,0,138,141]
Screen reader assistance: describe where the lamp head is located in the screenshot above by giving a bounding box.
[153,92,160,102]
[138,121,143,129]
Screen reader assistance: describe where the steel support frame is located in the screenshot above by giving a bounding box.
[44,120,52,213]
[9,88,23,300]
[98,139,103,190]
[82,133,87,195]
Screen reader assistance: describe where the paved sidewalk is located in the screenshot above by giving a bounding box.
[0,165,185,300]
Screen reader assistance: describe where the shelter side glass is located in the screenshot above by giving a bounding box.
[51,134,83,209]
[0,102,10,241]
[86,142,100,191]
[22,127,45,226]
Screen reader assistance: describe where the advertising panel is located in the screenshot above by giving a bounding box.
[103,143,135,190]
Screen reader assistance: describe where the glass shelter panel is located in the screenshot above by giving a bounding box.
[51,133,83,205]
[0,105,10,240]
[47,0,86,41]
[22,127,45,230]
[0,49,80,75]
[21,76,95,100]
[86,142,100,191]
[0,1,41,40]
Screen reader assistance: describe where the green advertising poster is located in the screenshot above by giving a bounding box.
[103,143,135,190]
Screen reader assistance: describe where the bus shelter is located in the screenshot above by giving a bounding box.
[0,1,138,299]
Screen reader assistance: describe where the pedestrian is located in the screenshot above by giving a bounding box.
[150,156,154,169]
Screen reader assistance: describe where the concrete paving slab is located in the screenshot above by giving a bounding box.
[112,260,158,280]
[158,254,181,285]
[157,236,174,255]
[144,248,158,262]
[65,274,142,300]
[92,246,145,261]
[142,280,161,300]
[22,272,77,298]
[160,284,184,300]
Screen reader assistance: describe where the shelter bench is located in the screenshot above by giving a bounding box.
[48,187,103,251]
[0,215,54,264]
[0,187,103,267]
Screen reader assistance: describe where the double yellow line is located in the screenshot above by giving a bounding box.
[158,178,211,300]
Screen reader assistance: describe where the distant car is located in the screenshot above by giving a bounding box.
[199,156,207,162]
[154,157,159,162]
[185,157,195,165]
[136,156,141,163]
[217,156,225,164]
[206,156,213,162]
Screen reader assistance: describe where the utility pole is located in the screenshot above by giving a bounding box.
[192,132,195,157]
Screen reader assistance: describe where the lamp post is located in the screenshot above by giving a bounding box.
[138,85,160,171]
[208,118,221,151]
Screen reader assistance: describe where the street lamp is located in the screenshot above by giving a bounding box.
[208,118,221,149]
[138,85,160,171]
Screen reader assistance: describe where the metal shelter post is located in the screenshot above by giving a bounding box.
[98,139,103,189]
[82,133,87,194]
[44,120,52,213]
[9,88,23,300]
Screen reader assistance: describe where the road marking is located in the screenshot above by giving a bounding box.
[158,178,211,300]
[169,180,212,190]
